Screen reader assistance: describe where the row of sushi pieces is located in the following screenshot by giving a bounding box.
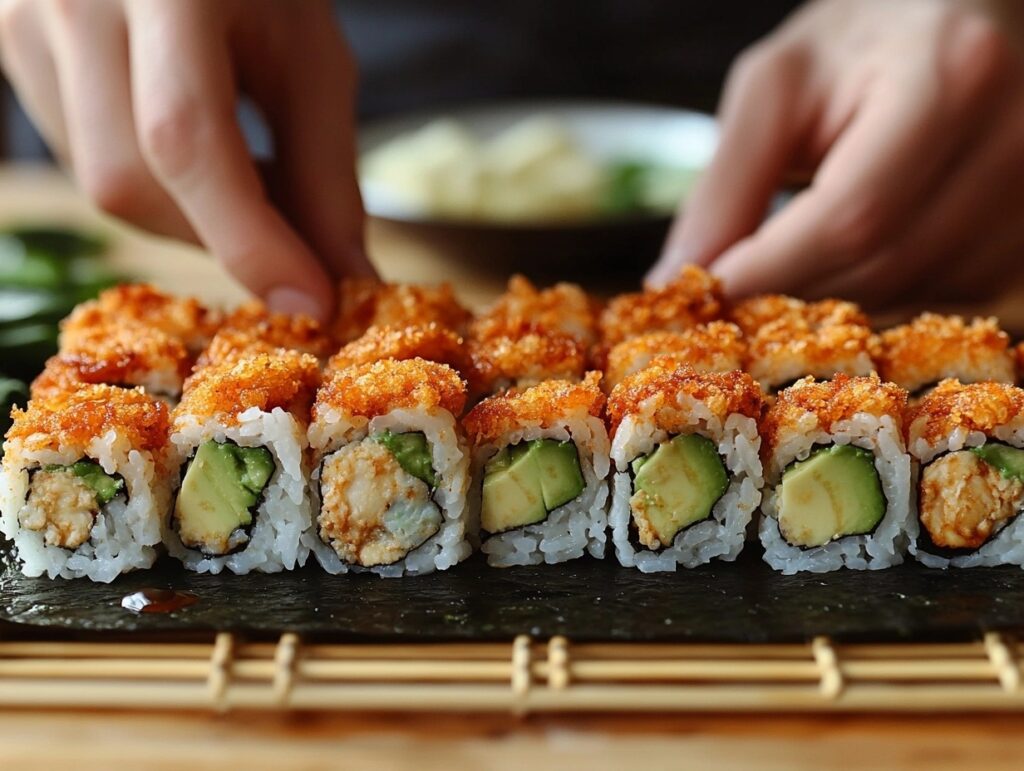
[3,269,1024,582]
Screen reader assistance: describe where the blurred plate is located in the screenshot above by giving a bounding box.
[358,101,718,280]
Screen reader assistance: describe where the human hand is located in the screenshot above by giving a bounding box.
[650,0,1024,307]
[0,0,375,320]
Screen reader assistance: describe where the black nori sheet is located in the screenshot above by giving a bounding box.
[3,549,1024,643]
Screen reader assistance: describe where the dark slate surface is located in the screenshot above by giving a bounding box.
[3,549,1024,643]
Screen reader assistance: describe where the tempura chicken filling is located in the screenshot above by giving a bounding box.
[19,469,99,549]
[318,440,442,567]
[919,452,1024,550]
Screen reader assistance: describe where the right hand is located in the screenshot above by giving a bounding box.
[0,0,375,320]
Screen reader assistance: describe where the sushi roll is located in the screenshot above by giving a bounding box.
[874,313,1015,397]
[305,358,471,576]
[730,296,875,393]
[166,350,320,574]
[602,321,746,392]
[61,283,219,356]
[597,266,724,354]
[606,366,761,573]
[606,366,764,572]
[333,278,471,343]
[906,380,1024,568]
[32,323,191,402]
[467,332,587,400]
[327,323,470,377]
[470,275,599,347]
[759,375,912,573]
[0,385,170,581]
[463,372,610,566]
[199,302,335,365]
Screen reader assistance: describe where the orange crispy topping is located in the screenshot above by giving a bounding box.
[327,323,470,376]
[761,375,908,458]
[32,324,190,398]
[468,332,587,397]
[7,385,169,453]
[314,358,466,421]
[462,372,604,446]
[598,266,724,349]
[332,278,471,343]
[730,295,869,335]
[215,301,333,358]
[906,379,1024,446]
[177,351,320,424]
[61,283,219,352]
[607,366,762,435]
[470,275,599,345]
[874,313,1014,393]
[604,322,746,391]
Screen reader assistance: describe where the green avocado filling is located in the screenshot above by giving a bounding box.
[174,440,275,555]
[44,460,123,506]
[481,439,585,534]
[778,444,885,548]
[373,430,437,487]
[629,434,728,549]
[970,443,1024,481]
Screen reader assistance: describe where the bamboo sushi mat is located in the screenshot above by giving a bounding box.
[1,634,1023,713]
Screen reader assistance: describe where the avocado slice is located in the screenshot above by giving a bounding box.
[778,444,885,548]
[480,439,584,534]
[373,430,437,487]
[174,440,275,555]
[971,443,1024,482]
[43,460,124,506]
[629,434,728,549]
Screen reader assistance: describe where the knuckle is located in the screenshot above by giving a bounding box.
[138,98,206,181]
[821,196,888,257]
[79,164,149,220]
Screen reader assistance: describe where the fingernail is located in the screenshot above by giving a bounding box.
[266,286,328,321]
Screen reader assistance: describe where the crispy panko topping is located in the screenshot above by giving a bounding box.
[332,278,471,343]
[906,380,1024,447]
[207,301,334,361]
[603,322,746,392]
[468,332,587,398]
[327,323,470,375]
[6,384,169,453]
[730,297,874,390]
[730,295,869,335]
[470,275,599,345]
[874,314,1015,394]
[919,450,1024,550]
[61,283,219,353]
[597,266,724,349]
[463,372,604,446]
[607,366,762,435]
[314,358,466,421]
[32,324,191,398]
[761,375,907,459]
[177,351,320,424]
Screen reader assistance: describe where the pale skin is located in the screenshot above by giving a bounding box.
[2,0,1023,317]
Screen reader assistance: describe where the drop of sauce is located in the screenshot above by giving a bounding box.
[121,588,199,614]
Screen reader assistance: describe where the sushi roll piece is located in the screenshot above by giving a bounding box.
[326,323,471,377]
[463,372,610,566]
[61,283,219,356]
[606,366,764,572]
[602,321,746,392]
[730,296,875,393]
[906,380,1024,568]
[198,302,334,365]
[306,358,471,576]
[759,375,912,573]
[32,323,191,401]
[332,278,472,343]
[167,350,320,574]
[874,313,1015,397]
[597,266,724,354]
[0,385,170,581]
[467,331,587,401]
[470,275,600,347]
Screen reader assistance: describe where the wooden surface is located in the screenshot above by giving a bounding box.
[3,163,1024,770]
